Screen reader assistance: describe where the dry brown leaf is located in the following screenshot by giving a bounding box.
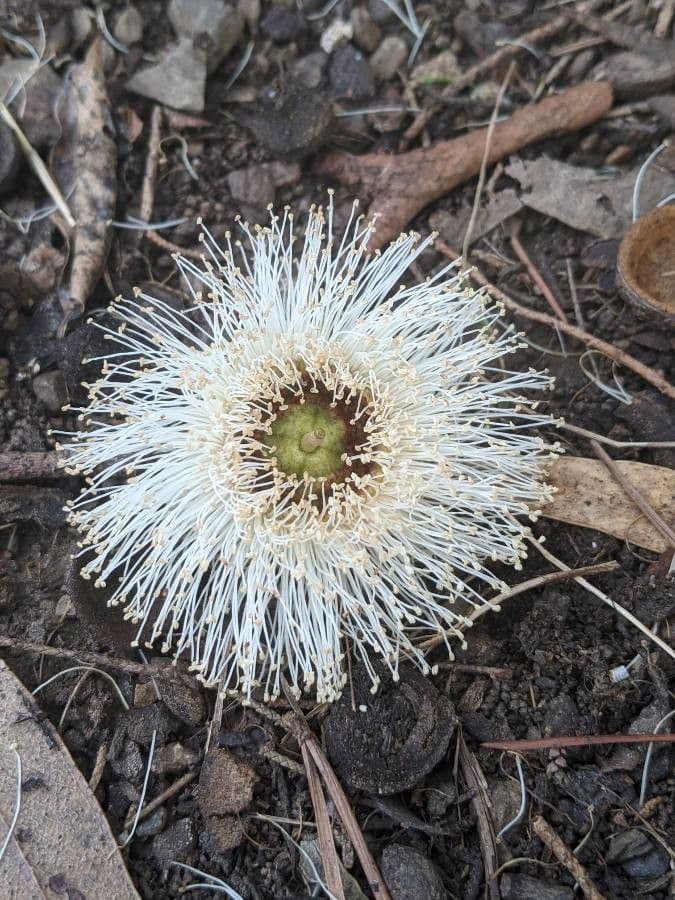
[543,457,675,552]
[0,659,139,898]
[52,38,117,328]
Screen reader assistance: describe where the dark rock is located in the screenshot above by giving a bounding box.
[0,121,20,195]
[329,45,375,99]
[156,673,205,726]
[136,807,167,838]
[325,664,456,795]
[119,741,144,782]
[500,873,574,900]
[32,370,68,414]
[381,845,446,900]
[238,81,334,160]
[0,486,71,529]
[367,0,396,25]
[606,828,654,864]
[462,711,513,744]
[261,7,305,43]
[543,694,580,736]
[152,817,196,863]
[126,702,176,747]
[293,51,329,90]
[622,847,670,879]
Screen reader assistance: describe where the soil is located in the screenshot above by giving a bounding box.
[0,2,673,899]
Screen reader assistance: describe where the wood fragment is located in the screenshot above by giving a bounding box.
[317,81,613,248]
[509,232,569,322]
[483,733,675,752]
[434,240,675,400]
[532,814,606,900]
[458,736,500,900]
[89,742,109,793]
[122,770,197,830]
[301,744,345,900]
[135,105,163,247]
[281,678,391,900]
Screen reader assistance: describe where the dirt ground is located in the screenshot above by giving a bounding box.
[0,1,673,898]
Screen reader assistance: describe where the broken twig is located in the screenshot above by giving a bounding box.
[532,815,606,900]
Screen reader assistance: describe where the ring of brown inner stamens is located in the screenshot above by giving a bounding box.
[253,380,378,507]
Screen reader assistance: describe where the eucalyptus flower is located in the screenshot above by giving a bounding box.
[61,198,558,702]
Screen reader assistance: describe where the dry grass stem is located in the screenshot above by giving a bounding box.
[301,744,346,900]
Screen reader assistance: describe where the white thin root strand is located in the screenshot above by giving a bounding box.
[0,748,21,866]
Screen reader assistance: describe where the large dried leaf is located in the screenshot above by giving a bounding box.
[543,457,675,552]
[0,659,139,899]
[52,39,117,328]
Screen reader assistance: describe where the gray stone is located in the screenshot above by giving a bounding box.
[169,0,244,71]
[227,164,276,217]
[488,777,522,833]
[0,121,19,195]
[293,51,328,89]
[114,6,144,46]
[70,8,94,48]
[501,874,573,900]
[329,44,375,99]
[152,818,196,863]
[351,7,381,53]
[367,0,396,24]
[606,828,654,864]
[127,38,207,112]
[622,847,670,879]
[369,35,407,81]
[32,370,68,413]
[261,7,305,43]
[135,806,167,838]
[381,845,446,900]
[594,50,675,100]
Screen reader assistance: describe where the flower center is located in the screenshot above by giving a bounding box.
[269,402,346,480]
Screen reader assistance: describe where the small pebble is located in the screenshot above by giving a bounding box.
[329,44,375,99]
[320,19,353,54]
[114,6,144,45]
[370,35,407,81]
[261,7,305,43]
[351,7,381,53]
[32,370,68,414]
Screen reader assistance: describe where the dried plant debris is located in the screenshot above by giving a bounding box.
[316,81,613,248]
[543,457,675,553]
[324,664,456,795]
[0,660,140,899]
[506,155,675,240]
[51,39,116,327]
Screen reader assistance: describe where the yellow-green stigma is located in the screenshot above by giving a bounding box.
[269,403,346,480]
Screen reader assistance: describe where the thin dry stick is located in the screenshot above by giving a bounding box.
[590,440,675,550]
[144,228,204,260]
[458,736,500,900]
[281,678,391,900]
[401,13,571,148]
[123,770,197,830]
[530,538,675,661]
[435,240,675,400]
[136,105,163,244]
[0,451,68,481]
[510,232,569,322]
[0,634,174,678]
[462,62,516,260]
[420,561,619,651]
[482,733,675,752]
[558,422,675,449]
[532,815,606,900]
[301,744,346,900]
[0,101,75,228]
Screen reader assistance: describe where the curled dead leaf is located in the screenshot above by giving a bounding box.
[542,457,675,553]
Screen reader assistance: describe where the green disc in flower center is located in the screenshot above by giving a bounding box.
[269,402,346,480]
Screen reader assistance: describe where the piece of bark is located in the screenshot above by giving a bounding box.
[52,39,117,328]
[315,81,613,248]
